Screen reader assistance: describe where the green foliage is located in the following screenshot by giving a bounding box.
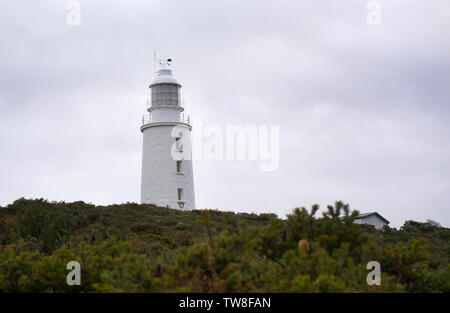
[0,199,448,292]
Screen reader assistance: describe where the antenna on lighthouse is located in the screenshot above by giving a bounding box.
[153,50,157,78]
[159,58,172,69]
[153,51,173,73]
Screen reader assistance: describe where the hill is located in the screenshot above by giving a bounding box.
[0,198,448,292]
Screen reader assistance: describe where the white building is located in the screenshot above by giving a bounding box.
[140,60,195,210]
[354,212,390,230]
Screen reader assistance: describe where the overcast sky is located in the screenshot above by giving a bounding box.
[1,1,449,227]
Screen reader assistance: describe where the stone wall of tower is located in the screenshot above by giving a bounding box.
[141,124,195,210]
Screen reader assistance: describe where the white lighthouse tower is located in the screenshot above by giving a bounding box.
[140,59,195,210]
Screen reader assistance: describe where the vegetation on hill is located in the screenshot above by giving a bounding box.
[0,198,448,292]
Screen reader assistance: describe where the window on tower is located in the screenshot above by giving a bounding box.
[177,188,183,201]
[151,84,179,106]
[175,137,183,152]
[176,160,182,173]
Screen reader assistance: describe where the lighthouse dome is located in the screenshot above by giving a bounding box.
[150,69,180,86]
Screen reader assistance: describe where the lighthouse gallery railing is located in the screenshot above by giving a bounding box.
[142,113,190,125]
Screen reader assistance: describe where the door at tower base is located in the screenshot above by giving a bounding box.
[141,124,195,210]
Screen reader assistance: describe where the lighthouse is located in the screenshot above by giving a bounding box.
[140,59,195,210]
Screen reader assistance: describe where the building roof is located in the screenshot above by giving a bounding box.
[355,212,390,224]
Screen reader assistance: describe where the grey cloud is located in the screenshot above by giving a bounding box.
[0,0,449,227]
